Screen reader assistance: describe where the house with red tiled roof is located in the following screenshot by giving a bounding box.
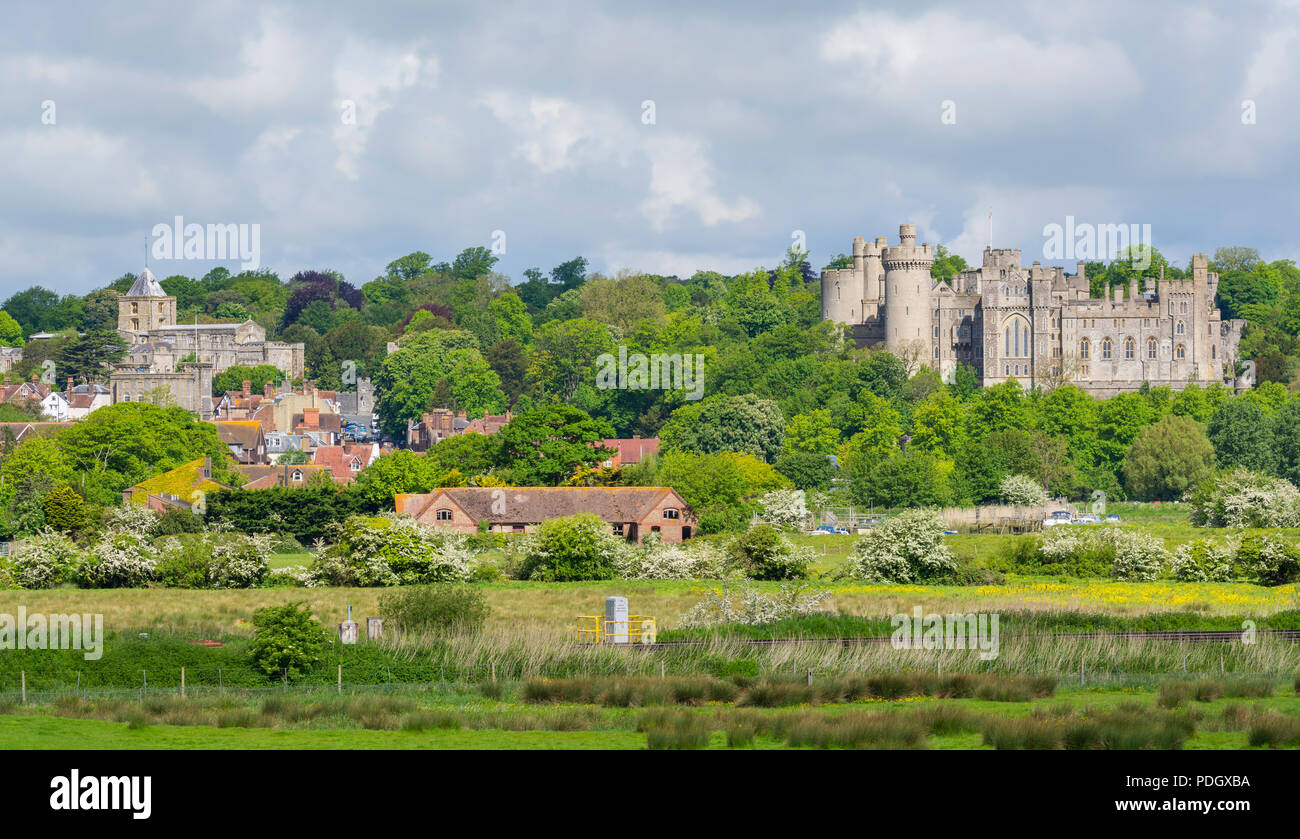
[395,486,696,542]
[599,437,660,468]
[311,442,378,484]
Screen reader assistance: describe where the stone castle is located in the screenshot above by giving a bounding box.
[821,223,1249,397]
[109,267,306,417]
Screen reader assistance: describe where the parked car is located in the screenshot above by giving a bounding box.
[1105,514,1121,523]
[1074,514,1101,525]
[1043,510,1073,527]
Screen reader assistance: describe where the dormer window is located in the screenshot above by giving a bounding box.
[436,508,453,521]
[663,508,680,520]
[291,470,303,482]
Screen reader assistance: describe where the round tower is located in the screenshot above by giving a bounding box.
[882,223,934,356]
[821,238,865,324]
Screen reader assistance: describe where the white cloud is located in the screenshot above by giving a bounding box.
[332,40,438,179]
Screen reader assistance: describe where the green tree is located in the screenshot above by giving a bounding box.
[1121,415,1216,501]
[659,394,785,462]
[248,603,332,680]
[0,310,23,346]
[496,405,613,485]
[56,329,129,384]
[212,364,285,397]
[782,409,839,455]
[656,450,786,533]
[41,486,87,532]
[527,318,613,402]
[1207,399,1276,474]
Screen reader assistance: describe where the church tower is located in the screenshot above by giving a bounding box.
[117,267,177,337]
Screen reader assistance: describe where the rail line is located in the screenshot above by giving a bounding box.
[629,629,1300,649]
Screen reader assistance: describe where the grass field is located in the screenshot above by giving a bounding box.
[3,681,1297,749]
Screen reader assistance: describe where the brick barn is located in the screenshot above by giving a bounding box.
[395,486,696,542]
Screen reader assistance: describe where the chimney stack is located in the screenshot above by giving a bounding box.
[242,380,252,398]
[264,381,274,399]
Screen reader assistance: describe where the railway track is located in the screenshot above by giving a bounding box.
[630,629,1300,649]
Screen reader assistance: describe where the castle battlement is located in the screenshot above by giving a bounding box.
[821,224,1248,396]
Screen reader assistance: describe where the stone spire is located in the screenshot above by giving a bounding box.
[125,267,166,298]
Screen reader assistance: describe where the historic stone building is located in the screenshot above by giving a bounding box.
[821,223,1248,397]
[115,268,306,379]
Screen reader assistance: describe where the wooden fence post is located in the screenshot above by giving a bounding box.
[20,671,25,705]
[180,667,186,699]
[337,664,342,694]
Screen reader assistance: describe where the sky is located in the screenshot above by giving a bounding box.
[2,0,1299,296]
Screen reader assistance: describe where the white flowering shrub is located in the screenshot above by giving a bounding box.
[1186,470,1300,528]
[1000,474,1049,507]
[1168,537,1238,582]
[109,505,160,536]
[1235,533,1300,587]
[617,534,725,580]
[11,529,83,589]
[208,533,273,588]
[309,514,475,587]
[759,488,809,530]
[678,581,832,628]
[78,531,159,588]
[849,509,958,583]
[1110,530,1169,582]
[267,565,312,587]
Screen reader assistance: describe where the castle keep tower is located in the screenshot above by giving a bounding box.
[882,223,934,356]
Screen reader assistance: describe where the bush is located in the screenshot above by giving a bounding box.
[1000,474,1048,506]
[678,581,831,628]
[77,531,159,588]
[379,586,490,635]
[1168,537,1237,582]
[1186,469,1300,528]
[248,602,332,680]
[758,488,809,530]
[42,486,87,532]
[9,529,83,589]
[848,509,958,583]
[617,534,725,580]
[726,525,813,581]
[309,513,476,586]
[1028,526,1169,581]
[518,513,625,582]
[1236,533,1300,586]
[150,507,208,536]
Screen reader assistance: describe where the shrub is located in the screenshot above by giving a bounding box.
[150,507,208,536]
[678,581,831,628]
[1168,537,1237,582]
[379,585,490,635]
[1110,530,1168,582]
[1186,469,1300,528]
[1000,474,1048,506]
[758,488,809,530]
[77,531,159,588]
[848,509,958,583]
[726,525,813,581]
[248,602,332,680]
[9,529,83,589]
[208,533,272,588]
[517,513,625,582]
[310,513,475,586]
[617,534,725,580]
[1235,533,1300,586]
[107,505,160,536]
[42,486,87,532]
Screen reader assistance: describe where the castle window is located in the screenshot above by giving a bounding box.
[1175,344,1186,360]
[436,508,453,521]
[1124,338,1135,359]
[1181,302,1188,313]
[1176,320,1185,335]
[1102,338,1112,360]
[1147,338,1157,359]
[1079,338,1090,359]
[1211,345,1217,360]
[131,302,139,314]
[835,283,840,301]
